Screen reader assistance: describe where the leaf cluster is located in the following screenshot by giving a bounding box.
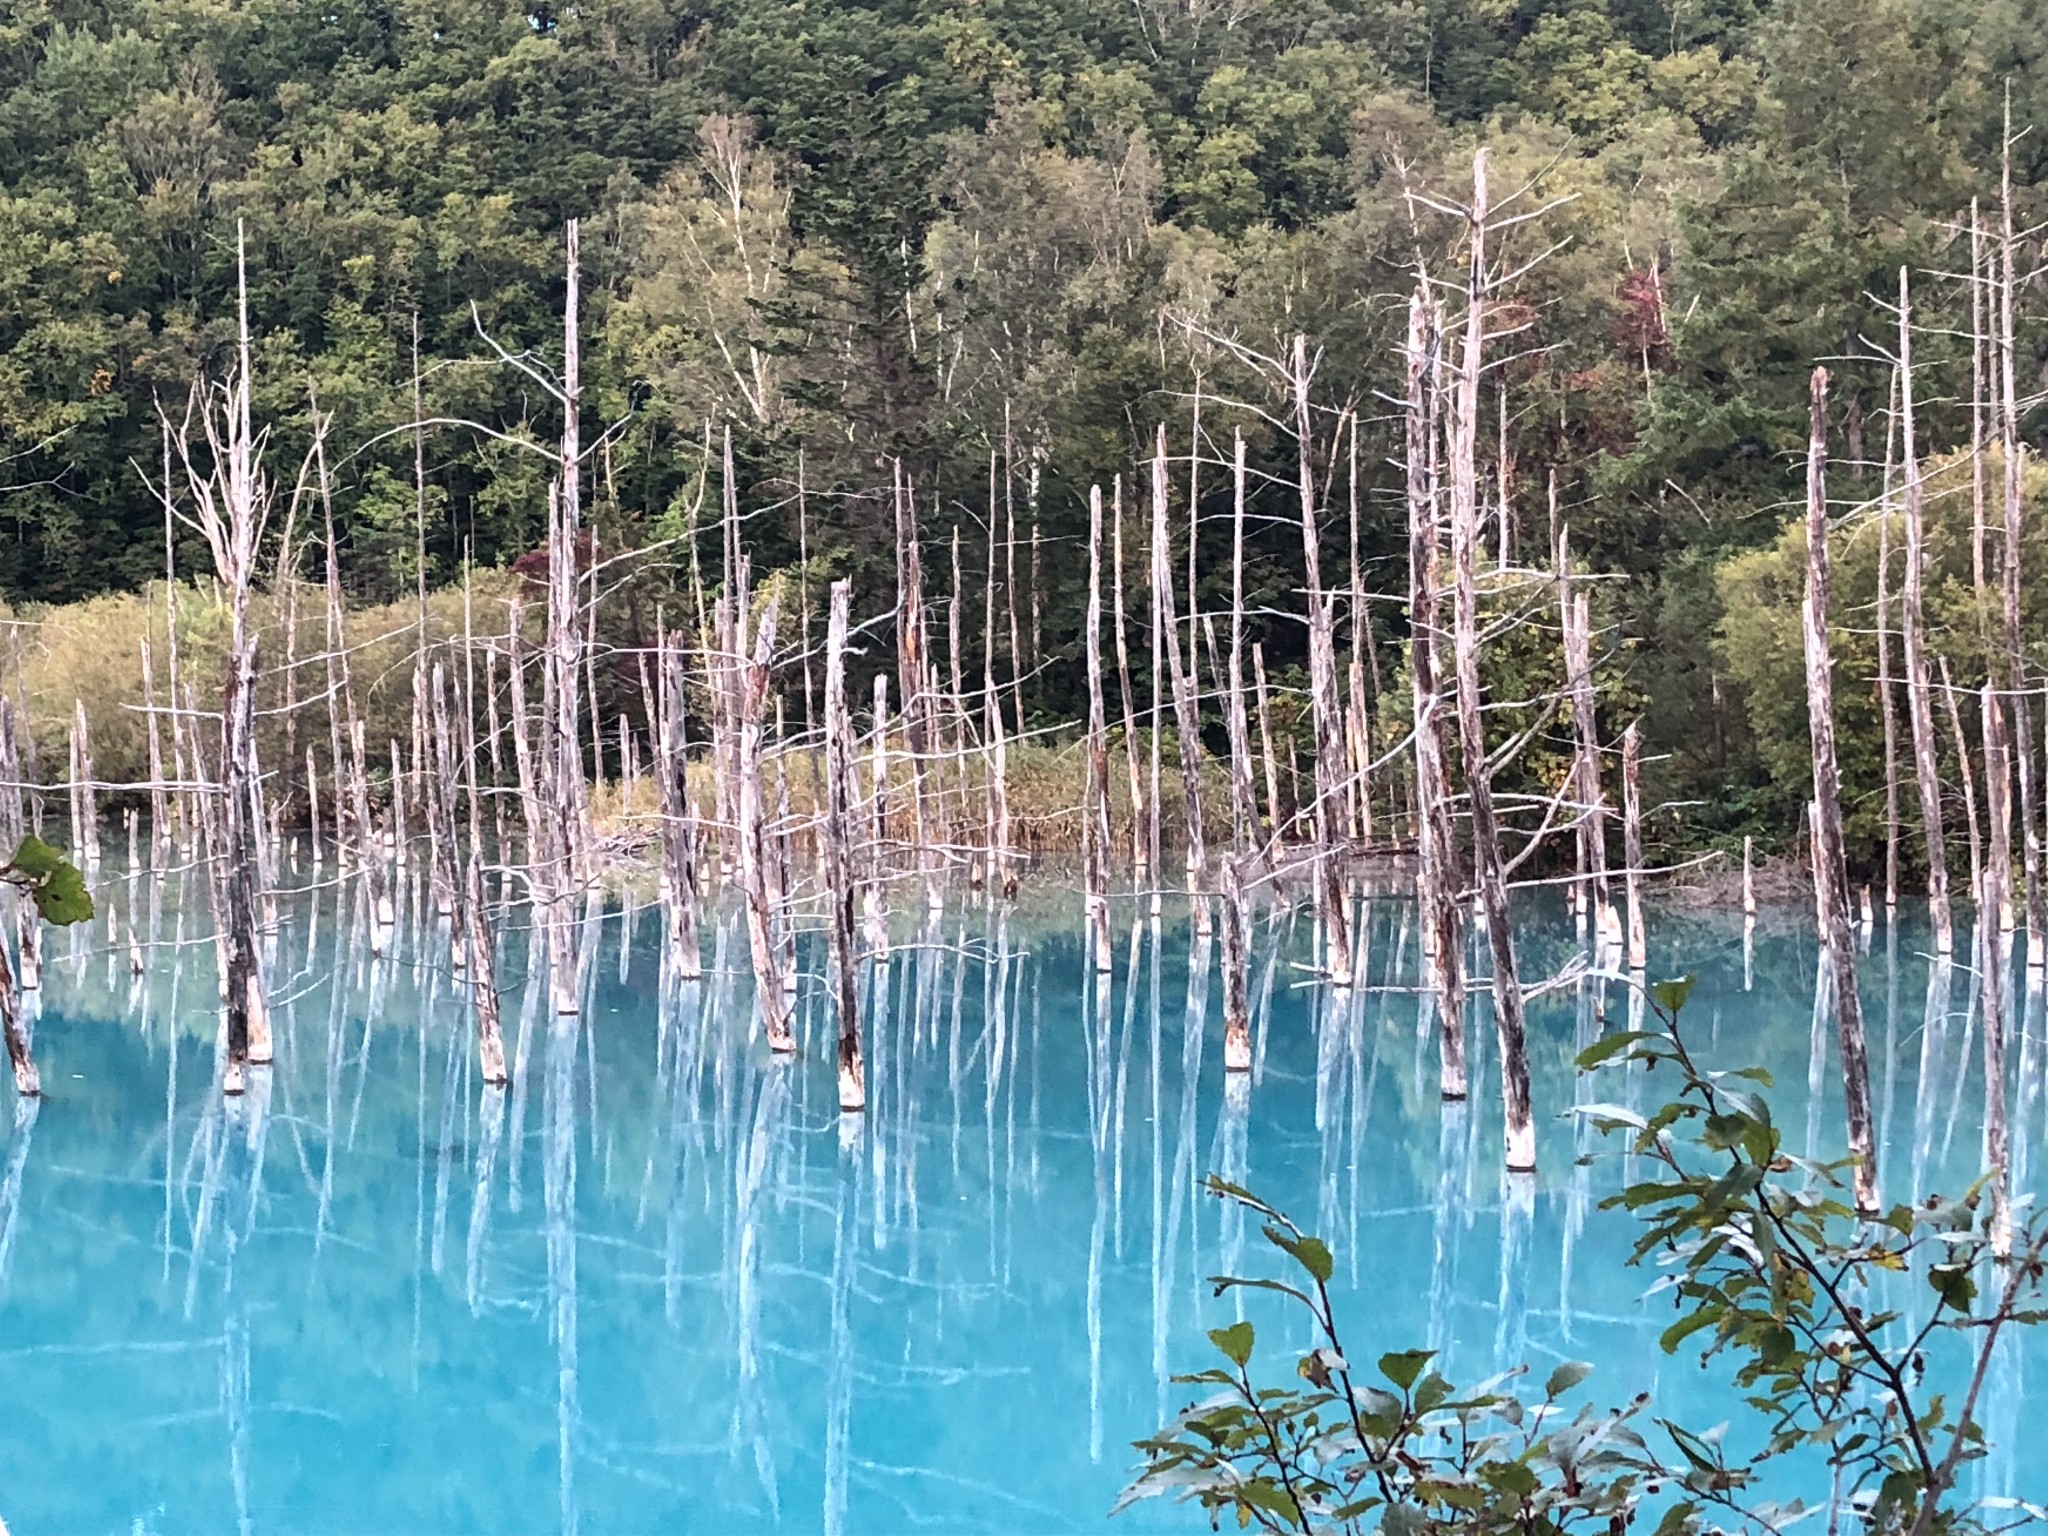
[1121,974,2048,1536]
[1120,1177,1662,1535]
[1573,976,2048,1536]
[3,833,93,926]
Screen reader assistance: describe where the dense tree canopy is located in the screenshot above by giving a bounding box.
[1,0,2042,852]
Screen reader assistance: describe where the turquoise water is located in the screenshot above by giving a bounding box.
[0,863,2039,1533]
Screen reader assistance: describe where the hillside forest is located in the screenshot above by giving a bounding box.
[5,0,2048,870]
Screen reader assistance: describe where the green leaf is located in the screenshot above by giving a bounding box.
[1649,975,1696,1016]
[1660,1307,1720,1355]
[1292,1236,1334,1285]
[1575,1103,1650,1133]
[1483,1460,1540,1498]
[1205,1177,1287,1227]
[1544,1360,1592,1398]
[1702,1113,1754,1152]
[1260,1222,1334,1283]
[1421,1478,1489,1510]
[6,835,93,926]
[1238,1479,1303,1526]
[1575,1030,1656,1070]
[1379,1350,1434,1391]
[1210,1321,1255,1368]
[1209,1275,1314,1309]
[1929,1263,1977,1314]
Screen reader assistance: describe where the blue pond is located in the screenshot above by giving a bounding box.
[0,863,2039,1533]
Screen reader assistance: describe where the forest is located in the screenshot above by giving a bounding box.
[10,2,2048,1528]
[6,0,2046,865]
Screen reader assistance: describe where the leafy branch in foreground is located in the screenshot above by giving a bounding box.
[1118,976,2048,1536]
[1117,1174,1659,1534]
[1578,975,2048,1536]
[0,834,93,1097]
[1,834,94,927]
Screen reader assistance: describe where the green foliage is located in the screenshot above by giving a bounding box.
[0,0,2039,852]
[5,834,92,925]
[1122,1175,1660,1534]
[1715,450,2048,871]
[1122,986,2048,1535]
[1574,979,2048,1535]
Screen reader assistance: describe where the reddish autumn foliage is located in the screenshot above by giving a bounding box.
[1612,267,1671,370]
[511,531,596,593]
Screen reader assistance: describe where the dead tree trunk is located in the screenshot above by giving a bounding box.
[1226,435,1261,855]
[1220,848,1251,1072]
[1998,127,2042,972]
[1406,285,1467,1100]
[1802,367,1878,1214]
[1981,681,2012,1251]
[822,580,865,1110]
[426,664,463,963]
[0,698,32,1096]
[556,227,591,878]
[1346,412,1375,845]
[893,464,936,885]
[983,513,1016,898]
[1557,515,1609,943]
[1622,724,1647,970]
[1292,335,1353,985]
[1445,153,1534,1170]
[737,594,793,1050]
[1972,199,1990,608]
[1153,427,1208,933]
[141,637,170,861]
[1253,645,1283,845]
[1939,656,1985,911]
[0,919,32,1097]
[434,662,507,1083]
[160,430,189,856]
[1876,370,1902,913]
[658,628,703,979]
[865,673,890,957]
[459,666,507,1085]
[1,706,39,994]
[1111,480,1147,879]
[168,223,270,1090]
[1898,269,1953,954]
[1085,486,1115,974]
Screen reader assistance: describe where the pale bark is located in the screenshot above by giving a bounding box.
[1877,367,1902,911]
[1252,644,1283,846]
[1445,153,1533,1171]
[1801,367,1878,1214]
[1897,269,1953,953]
[1225,433,1260,856]
[822,580,865,1110]
[1085,486,1115,974]
[1938,656,1984,909]
[1292,334,1353,984]
[167,223,270,1089]
[1998,123,2043,969]
[0,920,32,1097]
[658,629,704,979]
[1981,682,2012,1251]
[1153,427,1208,932]
[1622,724,1646,970]
[1406,285,1466,1100]
[736,593,793,1050]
